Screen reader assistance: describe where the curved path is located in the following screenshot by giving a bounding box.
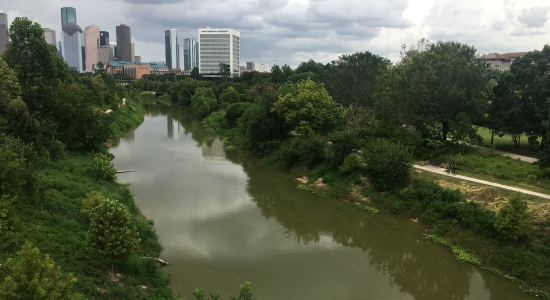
[413,164,550,200]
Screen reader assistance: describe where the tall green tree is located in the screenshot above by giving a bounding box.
[507,45,550,150]
[86,199,140,274]
[272,79,342,135]
[377,41,487,141]
[2,17,67,117]
[191,87,218,119]
[0,242,81,300]
[322,52,391,108]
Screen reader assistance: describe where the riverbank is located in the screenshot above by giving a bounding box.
[0,96,179,299]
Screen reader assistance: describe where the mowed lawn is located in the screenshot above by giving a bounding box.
[477,127,539,158]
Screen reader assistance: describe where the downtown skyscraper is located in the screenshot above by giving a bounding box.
[198,27,240,76]
[0,13,8,54]
[61,7,83,72]
[100,31,109,46]
[84,25,99,71]
[183,38,197,72]
[116,24,132,62]
[165,29,180,71]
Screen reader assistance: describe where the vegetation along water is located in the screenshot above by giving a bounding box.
[2,15,550,300]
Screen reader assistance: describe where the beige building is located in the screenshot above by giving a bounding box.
[480,52,528,72]
[98,46,115,65]
[84,25,100,71]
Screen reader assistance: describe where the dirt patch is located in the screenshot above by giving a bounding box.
[295,177,308,184]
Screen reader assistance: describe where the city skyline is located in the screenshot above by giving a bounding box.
[116,24,132,62]
[1,1,549,69]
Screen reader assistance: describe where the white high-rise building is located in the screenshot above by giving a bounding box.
[198,27,240,76]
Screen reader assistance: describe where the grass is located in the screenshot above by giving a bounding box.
[477,127,539,158]
[136,92,172,106]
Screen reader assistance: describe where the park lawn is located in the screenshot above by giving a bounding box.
[477,127,539,158]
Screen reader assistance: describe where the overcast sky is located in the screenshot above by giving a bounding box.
[1,0,549,68]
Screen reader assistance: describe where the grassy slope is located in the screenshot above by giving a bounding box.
[0,96,178,299]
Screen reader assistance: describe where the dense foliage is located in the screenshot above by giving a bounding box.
[131,39,550,296]
[0,17,176,299]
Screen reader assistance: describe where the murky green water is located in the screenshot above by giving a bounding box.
[111,106,535,300]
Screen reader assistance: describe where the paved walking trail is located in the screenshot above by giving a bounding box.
[413,164,550,200]
[470,144,537,163]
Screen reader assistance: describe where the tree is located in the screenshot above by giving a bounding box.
[270,65,285,84]
[190,67,203,80]
[271,79,342,135]
[361,139,413,191]
[507,45,550,150]
[219,63,231,77]
[88,153,117,182]
[0,242,81,300]
[191,87,218,119]
[494,194,532,240]
[322,51,391,108]
[2,17,66,117]
[219,86,245,107]
[379,41,487,141]
[487,72,530,150]
[86,199,140,274]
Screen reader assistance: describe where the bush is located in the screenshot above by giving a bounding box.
[361,139,413,191]
[88,153,117,182]
[494,194,532,240]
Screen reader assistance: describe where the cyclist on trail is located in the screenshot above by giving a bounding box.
[449,160,456,175]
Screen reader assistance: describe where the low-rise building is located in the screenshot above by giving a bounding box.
[480,52,528,72]
[106,60,170,79]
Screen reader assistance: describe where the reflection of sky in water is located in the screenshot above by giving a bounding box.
[111,113,536,300]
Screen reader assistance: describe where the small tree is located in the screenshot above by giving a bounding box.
[86,199,140,274]
[88,153,117,182]
[0,242,81,300]
[191,87,218,119]
[494,194,532,240]
[361,139,413,191]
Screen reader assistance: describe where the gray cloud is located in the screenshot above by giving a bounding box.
[517,6,550,28]
[1,0,549,67]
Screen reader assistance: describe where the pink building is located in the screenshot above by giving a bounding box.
[84,25,100,71]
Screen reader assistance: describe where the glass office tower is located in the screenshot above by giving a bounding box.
[61,7,83,72]
[165,29,180,71]
[183,38,197,71]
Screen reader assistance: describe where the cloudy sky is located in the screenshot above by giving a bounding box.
[2,0,549,68]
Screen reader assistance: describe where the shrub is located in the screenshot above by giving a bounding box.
[494,194,532,240]
[360,139,413,191]
[88,153,117,182]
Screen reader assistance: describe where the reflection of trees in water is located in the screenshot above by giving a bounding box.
[143,104,218,147]
[226,149,478,300]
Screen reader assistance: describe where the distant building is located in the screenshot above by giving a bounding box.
[131,42,135,62]
[110,42,117,60]
[183,38,197,71]
[246,59,255,71]
[165,29,180,71]
[134,56,141,62]
[116,24,132,62]
[480,52,528,72]
[0,13,8,54]
[105,60,170,79]
[84,25,99,71]
[42,28,56,46]
[61,7,83,72]
[100,31,109,46]
[98,46,114,64]
[198,27,240,76]
[257,64,270,73]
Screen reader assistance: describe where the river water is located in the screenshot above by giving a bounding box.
[111,106,535,300]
